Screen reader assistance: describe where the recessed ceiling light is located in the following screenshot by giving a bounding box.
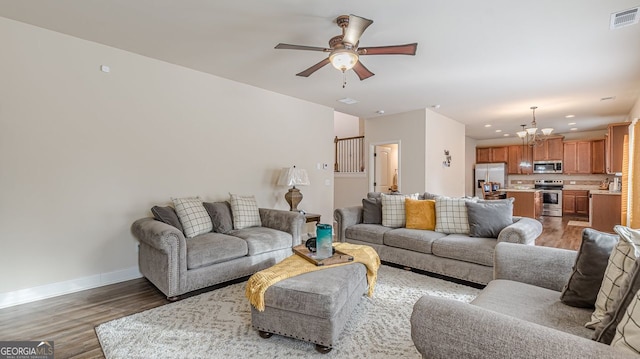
[376,110,385,115]
[484,124,492,128]
[338,97,358,104]
[570,128,578,131]
[565,115,575,118]
[495,129,502,133]
[503,134,510,137]
[568,122,576,125]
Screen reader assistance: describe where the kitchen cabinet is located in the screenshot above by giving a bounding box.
[563,141,592,174]
[563,190,589,217]
[476,146,508,163]
[591,191,622,233]
[592,139,606,174]
[507,145,533,174]
[532,137,564,161]
[607,122,629,174]
[506,190,542,219]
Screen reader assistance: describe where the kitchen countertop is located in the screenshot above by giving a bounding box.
[499,188,540,192]
[590,189,622,196]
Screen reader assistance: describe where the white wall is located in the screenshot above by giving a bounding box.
[630,96,640,121]
[425,109,466,197]
[0,17,335,300]
[334,111,361,139]
[465,137,477,196]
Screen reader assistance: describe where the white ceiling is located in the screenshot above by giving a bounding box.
[1,1,639,139]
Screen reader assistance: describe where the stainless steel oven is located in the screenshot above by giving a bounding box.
[534,179,564,217]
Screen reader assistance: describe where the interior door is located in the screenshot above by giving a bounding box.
[374,146,391,192]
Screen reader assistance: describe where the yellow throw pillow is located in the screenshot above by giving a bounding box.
[405,199,436,230]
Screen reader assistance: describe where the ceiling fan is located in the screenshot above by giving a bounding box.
[275,14,417,85]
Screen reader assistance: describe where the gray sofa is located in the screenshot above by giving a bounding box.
[410,242,636,359]
[132,207,304,299]
[334,198,542,285]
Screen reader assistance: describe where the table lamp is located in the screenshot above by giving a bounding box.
[277,166,310,211]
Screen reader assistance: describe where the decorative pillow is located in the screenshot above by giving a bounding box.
[203,201,234,233]
[434,197,476,234]
[465,200,513,238]
[586,226,640,329]
[421,192,440,200]
[593,227,640,343]
[380,193,418,228]
[229,194,261,229]
[560,228,618,308]
[151,205,184,233]
[405,199,436,230]
[362,198,382,224]
[610,288,640,355]
[172,197,212,238]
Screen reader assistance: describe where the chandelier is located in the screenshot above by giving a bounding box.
[516,106,554,147]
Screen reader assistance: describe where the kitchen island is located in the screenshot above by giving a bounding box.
[502,189,542,219]
[590,190,622,233]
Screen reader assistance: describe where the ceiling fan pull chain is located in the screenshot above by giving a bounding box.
[342,71,347,88]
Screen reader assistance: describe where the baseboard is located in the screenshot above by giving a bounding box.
[0,266,143,309]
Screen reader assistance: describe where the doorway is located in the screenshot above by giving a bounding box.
[370,142,400,193]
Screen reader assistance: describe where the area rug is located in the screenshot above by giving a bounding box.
[567,220,590,227]
[96,265,480,358]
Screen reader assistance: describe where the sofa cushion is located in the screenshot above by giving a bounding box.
[383,228,446,254]
[362,198,382,224]
[435,197,476,234]
[203,201,234,233]
[172,197,213,238]
[151,205,184,233]
[431,234,496,266]
[185,233,248,270]
[381,193,418,228]
[465,200,513,238]
[560,228,618,308]
[229,227,292,256]
[587,225,640,329]
[610,288,640,355]
[405,199,436,230]
[230,194,262,229]
[345,224,393,245]
[472,279,594,338]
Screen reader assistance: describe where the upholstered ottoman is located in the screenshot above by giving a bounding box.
[251,263,368,353]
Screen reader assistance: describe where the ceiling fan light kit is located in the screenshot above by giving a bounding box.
[274,14,418,86]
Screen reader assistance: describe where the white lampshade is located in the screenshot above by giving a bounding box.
[277,166,310,187]
[541,128,554,136]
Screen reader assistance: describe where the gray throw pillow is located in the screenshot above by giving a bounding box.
[421,192,440,200]
[203,201,234,233]
[560,228,618,308]
[465,200,513,238]
[362,198,382,224]
[594,257,640,344]
[151,206,184,233]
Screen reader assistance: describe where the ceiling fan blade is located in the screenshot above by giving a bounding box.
[275,43,330,52]
[359,43,418,56]
[352,61,375,81]
[296,57,331,77]
[342,14,373,46]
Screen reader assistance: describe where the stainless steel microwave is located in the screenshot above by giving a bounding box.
[533,160,562,174]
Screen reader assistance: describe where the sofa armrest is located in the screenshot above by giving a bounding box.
[131,217,187,254]
[497,216,542,245]
[411,295,635,359]
[259,208,305,246]
[333,206,363,242]
[494,242,577,291]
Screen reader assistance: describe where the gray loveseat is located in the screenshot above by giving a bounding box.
[334,193,542,285]
[410,242,636,359]
[132,206,304,299]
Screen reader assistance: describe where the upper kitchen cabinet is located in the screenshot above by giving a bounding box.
[507,145,533,174]
[563,141,592,174]
[607,122,629,174]
[591,139,606,174]
[476,146,508,163]
[532,137,564,161]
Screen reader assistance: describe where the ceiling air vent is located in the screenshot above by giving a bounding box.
[610,7,639,29]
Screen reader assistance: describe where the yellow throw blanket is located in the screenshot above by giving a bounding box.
[245,242,381,311]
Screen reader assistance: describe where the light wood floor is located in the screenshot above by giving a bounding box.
[0,215,583,358]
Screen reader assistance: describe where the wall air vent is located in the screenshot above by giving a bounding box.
[610,7,639,29]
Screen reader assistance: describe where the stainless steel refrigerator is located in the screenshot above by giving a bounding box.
[474,163,507,198]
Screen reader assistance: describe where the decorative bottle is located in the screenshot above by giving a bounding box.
[315,224,333,259]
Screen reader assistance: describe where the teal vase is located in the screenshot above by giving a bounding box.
[315,224,333,259]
